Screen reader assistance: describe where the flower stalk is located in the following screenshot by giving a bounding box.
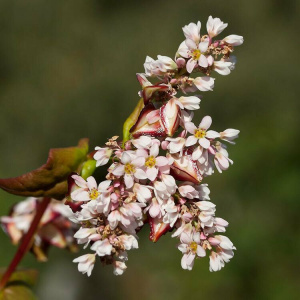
[0,197,51,290]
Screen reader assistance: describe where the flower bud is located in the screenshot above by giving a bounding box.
[149,216,171,242]
[130,104,166,138]
[169,149,203,184]
[159,99,181,137]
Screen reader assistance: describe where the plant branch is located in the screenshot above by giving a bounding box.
[0,197,51,290]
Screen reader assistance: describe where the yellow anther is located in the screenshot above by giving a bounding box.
[145,156,156,168]
[194,128,206,139]
[89,189,100,200]
[189,241,198,253]
[124,163,135,174]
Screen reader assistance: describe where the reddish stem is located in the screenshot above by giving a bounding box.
[0,197,51,290]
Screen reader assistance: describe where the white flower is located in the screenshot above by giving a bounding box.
[223,35,244,46]
[182,21,201,44]
[193,76,215,91]
[71,175,111,202]
[178,39,213,73]
[209,235,236,272]
[195,201,216,228]
[195,183,210,201]
[178,183,199,199]
[112,152,147,188]
[144,55,177,77]
[178,231,206,270]
[220,129,240,144]
[206,16,228,38]
[166,136,186,155]
[138,143,169,181]
[118,234,138,250]
[162,198,179,227]
[73,254,96,277]
[185,116,220,149]
[94,147,113,167]
[213,60,234,75]
[113,260,127,276]
[133,183,152,203]
[90,239,113,256]
[176,96,201,110]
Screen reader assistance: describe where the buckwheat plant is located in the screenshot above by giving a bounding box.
[0,16,243,293]
[68,16,243,276]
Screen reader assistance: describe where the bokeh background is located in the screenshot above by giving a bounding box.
[0,0,299,299]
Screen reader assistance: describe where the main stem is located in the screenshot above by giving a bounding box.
[0,197,51,290]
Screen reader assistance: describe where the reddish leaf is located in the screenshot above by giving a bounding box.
[0,139,89,200]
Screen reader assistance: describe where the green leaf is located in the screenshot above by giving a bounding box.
[0,285,37,300]
[122,98,144,146]
[0,139,89,200]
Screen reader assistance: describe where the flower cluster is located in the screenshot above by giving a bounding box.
[0,197,79,261]
[68,16,243,276]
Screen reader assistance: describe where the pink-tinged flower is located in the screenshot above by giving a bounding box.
[1,197,78,261]
[108,202,143,233]
[149,215,171,242]
[195,183,210,201]
[170,150,203,184]
[213,60,234,75]
[112,152,147,188]
[159,99,181,136]
[131,136,152,149]
[113,260,127,275]
[90,239,113,256]
[222,35,244,46]
[73,254,96,277]
[166,136,186,155]
[195,201,216,228]
[182,21,201,44]
[206,16,228,38]
[178,183,199,199]
[172,222,193,238]
[210,142,233,173]
[162,198,179,227]
[185,116,220,149]
[178,231,206,270]
[94,147,113,167]
[178,39,213,73]
[133,183,152,203]
[209,235,236,272]
[130,104,166,138]
[71,175,111,202]
[214,217,229,232]
[118,234,138,250]
[138,144,169,181]
[175,96,201,111]
[144,55,177,77]
[145,197,163,218]
[220,129,240,144]
[193,76,215,92]
[74,227,100,248]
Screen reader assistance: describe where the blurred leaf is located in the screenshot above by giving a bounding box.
[0,269,38,300]
[0,269,38,286]
[0,269,38,287]
[0,285,37,300]
[0,139,89,200]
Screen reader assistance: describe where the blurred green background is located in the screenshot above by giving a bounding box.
[0,0,299,299]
